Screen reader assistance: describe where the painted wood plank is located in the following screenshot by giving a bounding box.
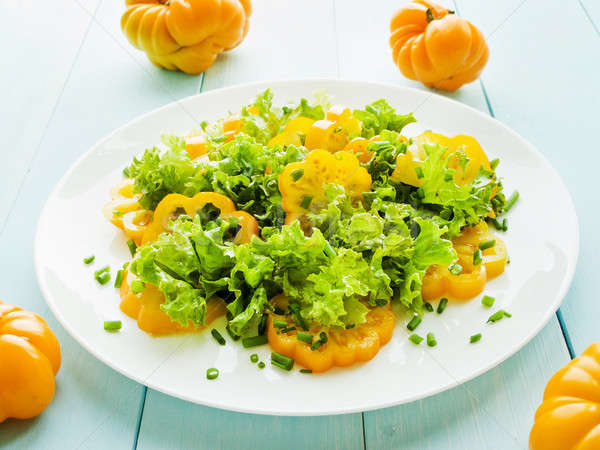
[0,0,100,228]
[202,0,338,91]
[136,1,365,448]
[0,0,202,447]
[333,0,573,448]
[137,397,364,450]
[454,0,600,358]
[364,319,569,449]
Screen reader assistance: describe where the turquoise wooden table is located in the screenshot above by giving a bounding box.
[1,0,598,448]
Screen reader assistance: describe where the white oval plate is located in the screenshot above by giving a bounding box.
[35,79,578,416]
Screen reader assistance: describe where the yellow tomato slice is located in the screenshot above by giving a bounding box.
[141,192,258,245]
[119,271,226,335]
[267,305,395,373]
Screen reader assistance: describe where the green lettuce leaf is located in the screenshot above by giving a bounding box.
[353,99,416,138]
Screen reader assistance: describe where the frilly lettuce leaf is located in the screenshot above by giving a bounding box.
[353,99,416,138]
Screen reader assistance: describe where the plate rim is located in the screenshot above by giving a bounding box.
[34,78,580,416]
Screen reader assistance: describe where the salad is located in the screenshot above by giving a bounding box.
[103,90,513,373]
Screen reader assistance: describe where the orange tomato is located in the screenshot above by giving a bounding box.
[119,271,226,335]
[0,301,61,423]
[141,192,259,245]
[185,133,208,160]
[530,342,600,450]
[305,107,361,152]
[267,305,395,373]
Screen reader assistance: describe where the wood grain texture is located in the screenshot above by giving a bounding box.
[202,0,338,91]
[0,0,99,229]
[455,0,600,358]
[137,394,363,450]
[0,0,201,447]
[364,319,569,450]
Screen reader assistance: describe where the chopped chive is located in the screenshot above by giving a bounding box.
[311,340,323,351]
[83,255,95,264]
[297,331,313,345]
[437,298,448,314]
[490,218,508,232]
[211,329,226,345]
[407,316,422,331]
[470,333,482,343]
[300,369,312,374]
[126,239,137,256]
[273,307,286,315]
[131,280,145,294]
[271,352,294,371]
[273,319,288,329]
[444,172,454,182]
[206,368,219,380]
[409,333,423,345]
[479,239,496,251]
[490,158,500,170]
[279,326,297,334]
[448,263,463,275]
[345,324,355,329]
[250,354,259,363]
[258,314,268,335]
[226,324,240,341]
[300,195,312,209]
[114,269,124,288]
[97,273,111,285]
[104,320,122,332]
[242,335,268,348]
[423,302,434,312]
[94,266,111,285]
[323,240,337,258]
[487,310,511,323]
[112,210,124,217]
[473,249,483,265]
[426,332,437,347]
[319,332,328,344]
[416,188,425,199]
[481,295,495,308]
[289,303,308,330]
[291,168,304,181]
[257,361,265,369]
[504,191,519,214]
[415,167,424,179]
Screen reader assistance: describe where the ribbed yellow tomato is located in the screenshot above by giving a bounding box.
[530,342,600,450]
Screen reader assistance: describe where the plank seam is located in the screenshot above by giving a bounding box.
[0,0,103,239]
[576,0,600,38]
[132,387,148,450]
[556,309,576,359]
